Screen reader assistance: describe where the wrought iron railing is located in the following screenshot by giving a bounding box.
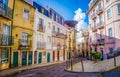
[18,39,31,50]
[0,34,13,46]
[37,42,46,49]
[0,1,13,20]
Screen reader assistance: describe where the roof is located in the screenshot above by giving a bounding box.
[64,20,78,28]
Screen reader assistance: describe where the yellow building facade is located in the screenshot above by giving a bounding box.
[11,0,35,67]
[0,0,14,70]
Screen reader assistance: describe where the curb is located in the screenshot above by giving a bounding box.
[64,68,101,74]
[0,61,65,77]
[64,65,120,74]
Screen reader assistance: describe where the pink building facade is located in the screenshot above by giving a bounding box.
[87,0,120,59]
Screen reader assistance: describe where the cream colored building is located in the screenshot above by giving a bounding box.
[87,0,120,59]
[33,2,67,63]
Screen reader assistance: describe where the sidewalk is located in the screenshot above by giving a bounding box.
[0,61,65,77]
[66,56,120,73]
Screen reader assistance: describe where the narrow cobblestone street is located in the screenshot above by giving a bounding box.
[12,58,102,77]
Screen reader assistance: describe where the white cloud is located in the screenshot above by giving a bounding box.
[73,8,88,31]
[74,8,88,44]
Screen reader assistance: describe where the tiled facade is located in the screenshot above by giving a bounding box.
[87,0,120,59]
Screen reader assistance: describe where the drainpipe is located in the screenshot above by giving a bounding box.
[10,0,15,68]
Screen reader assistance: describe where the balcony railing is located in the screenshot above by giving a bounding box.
[37,25,45,32]
[37,42,46,49]
[57,42,61,49]
[0,1,13,20]
[96,7,103,15]
[52,31,57,37]
[0,34,13,46]
[84,31,89,37]
[18,39,31,50]
[92,26,97,32]
[97,38,105,45]
[91,12,97,20]
[56,33,67,39]
[97,22,104,29]
[106,38,115,44]
[91,40,97,46]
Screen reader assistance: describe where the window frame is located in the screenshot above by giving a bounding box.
[108,27,112,38]
[118,4,120,14]
[1,49,8,64]
[107,8,111,19]
[23,8,30,20]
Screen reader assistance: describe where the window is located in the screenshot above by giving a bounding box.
[100,31,103,39]
[94,33,97,41]
[107,9,111,19]
[53,26,55,31]
[109,48,113,54]
[99,15,102,24]
[106,0,110,3]
[58,27,60,33]
[94,20,96,27]
[21,32,28,46]
[1,49,8,64]
[2,24,10,35]
[48,36,51,43]
[48,22,51,29]
[98,2,101,10]
[118,4,120,14]
[39,18,44,26]
[23,8,30,20]
[2,25,11,45]
[108,28,112,37]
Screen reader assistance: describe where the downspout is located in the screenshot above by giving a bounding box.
[10,0,15,68]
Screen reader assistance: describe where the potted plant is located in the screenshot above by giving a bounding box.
[90,51,102,62]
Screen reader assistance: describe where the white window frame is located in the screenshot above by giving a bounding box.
[23,8,30,20]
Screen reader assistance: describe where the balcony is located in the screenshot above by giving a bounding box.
[37,42,46,49]
[91,40,97,46]
[52,31,57,37]
[57,33,67,39]
[18,39,31,50]
[91,12,97,20]
[57,42,61,49]
[0,34,13,46]
[92,26,97,32]
[97,22,104,30]
[0,1,13,20]
[97,38,105,45]
[106,38,115,44]
[96,7,103,15]
[37,25,45,33]
[84,31,89,37]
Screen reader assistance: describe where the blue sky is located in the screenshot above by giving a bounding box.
[34,0,90,20]
[34,0,90,29]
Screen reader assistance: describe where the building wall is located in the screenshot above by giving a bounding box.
[0,0,14,70]
[11,0,35,67]
[34,9,52,64]
[88,0,120,59]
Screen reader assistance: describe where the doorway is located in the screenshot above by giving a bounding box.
[38,52,42,63]
[47,52,50,63]
[22,51,27,66]
[13,52,18,67]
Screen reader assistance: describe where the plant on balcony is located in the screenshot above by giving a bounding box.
[28,34,32,38]
[90,51,102,62]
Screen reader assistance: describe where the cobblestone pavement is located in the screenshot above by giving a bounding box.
[12,58,102,77]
